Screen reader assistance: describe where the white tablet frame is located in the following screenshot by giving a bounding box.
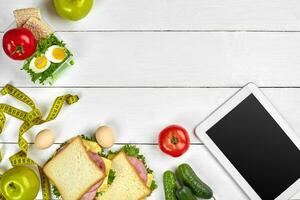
[195,83,300,200]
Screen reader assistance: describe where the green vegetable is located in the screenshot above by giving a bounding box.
[176,163,213,199]
[163,170,178,200]
[99,145,157,191]
[104,150,117,159]
[150,180,158,191]
[123,145,153,174]
[96,191,103,197]
[107,169,116,185]
[123,144,140,157]
[52,185,61,198]
[81,134,97,142]
[106,145,154,174]
[98,150,107,158]
[22,34,73,84]
[175,186,196,200]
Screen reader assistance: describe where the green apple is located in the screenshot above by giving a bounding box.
[0,166,40,200]
[54,0,94,21]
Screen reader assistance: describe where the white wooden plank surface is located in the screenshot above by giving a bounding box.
[2,0,300,199]
[1,88,300,144]
[2,32,300,87]
[1,0,300,31]
[0,87,231,144]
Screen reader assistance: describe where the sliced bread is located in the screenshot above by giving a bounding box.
[43,136,105,200]
[97,151,151,200]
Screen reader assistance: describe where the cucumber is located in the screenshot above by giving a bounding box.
[175,186,197,200]
[176,163,213,199]
[163,170,177,200]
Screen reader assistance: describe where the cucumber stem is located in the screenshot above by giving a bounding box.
[212,196,216,200]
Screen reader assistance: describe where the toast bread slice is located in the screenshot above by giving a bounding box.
[13,8,41,27]
[97,151,151,200]
[43,136,105,200]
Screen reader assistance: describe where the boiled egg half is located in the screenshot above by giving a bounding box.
[29,55,50,73]
[45,45,67,63]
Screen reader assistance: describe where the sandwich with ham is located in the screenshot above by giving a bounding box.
[96,145,157,200]
[43,136,115,200]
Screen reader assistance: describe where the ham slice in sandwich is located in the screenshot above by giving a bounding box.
[96,145,156,200]
[43,136,112,200]
[80,152,106,200]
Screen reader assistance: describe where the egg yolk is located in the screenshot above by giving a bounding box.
[34,56,48,69]
[52,48,66,60]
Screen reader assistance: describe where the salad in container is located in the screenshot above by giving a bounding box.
[2,8,74,85]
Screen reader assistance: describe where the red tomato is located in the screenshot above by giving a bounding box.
[158,125,190,157]
[2,28,37,60]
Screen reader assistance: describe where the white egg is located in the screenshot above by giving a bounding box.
[45,45,67,63]
[95,125,116,148]
[29,55,50,73]
[35,129,55,150]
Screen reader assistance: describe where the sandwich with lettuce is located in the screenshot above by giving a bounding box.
[43,135,115,200]
[96,145,157,200]
[43,136,157,200]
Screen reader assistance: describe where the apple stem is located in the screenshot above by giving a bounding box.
[9,182,16,189]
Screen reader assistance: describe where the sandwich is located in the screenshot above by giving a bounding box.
[43,136,114,200]
[96,145,157,200]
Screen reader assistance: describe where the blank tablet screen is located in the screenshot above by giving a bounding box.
[207,94,300,199]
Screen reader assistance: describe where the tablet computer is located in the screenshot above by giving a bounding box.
[195,83,300,200]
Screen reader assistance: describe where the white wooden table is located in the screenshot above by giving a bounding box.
[1,0,300,199]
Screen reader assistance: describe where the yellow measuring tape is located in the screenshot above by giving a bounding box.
[0,84,79,200]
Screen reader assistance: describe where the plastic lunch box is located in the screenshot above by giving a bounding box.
[5,22,74,85]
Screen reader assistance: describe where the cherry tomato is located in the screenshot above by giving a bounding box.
[158,125,190,157]
[2,28,37,60]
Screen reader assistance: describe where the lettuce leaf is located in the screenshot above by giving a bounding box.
[22,34,72,84]
[107,169,116,185]
[150,180,158,191]
[80,134,97,142]
[123,145,153,174]
[52,185,61,198]
[105,145,154,174]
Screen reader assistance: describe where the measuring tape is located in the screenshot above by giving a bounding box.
[0,84,79,200]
